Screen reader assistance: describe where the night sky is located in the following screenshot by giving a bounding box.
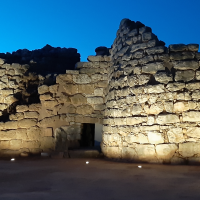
[0,0,199,61]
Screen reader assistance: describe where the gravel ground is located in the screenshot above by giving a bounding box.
[0,157,200,200]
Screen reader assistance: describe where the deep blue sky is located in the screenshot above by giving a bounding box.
[0,0,200,61]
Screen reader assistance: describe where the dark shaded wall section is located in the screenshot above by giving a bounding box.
[0,44,80,75]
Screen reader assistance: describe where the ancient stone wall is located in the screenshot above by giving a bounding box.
[0,55,111,157]
[101,19,200,164]
[1,18,200,164]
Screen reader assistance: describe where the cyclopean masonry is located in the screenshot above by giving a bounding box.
[0,18,200,164]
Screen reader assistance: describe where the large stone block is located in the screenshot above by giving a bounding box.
[0,130,16,140]
[87,97,104,105]
[169,44,188,52]
[167,128,185,143]
[78,84,94,94]
[38,85,49,94]
[175,70,195,82]
[56,74,73,84]
[16,105,29,112]
[95,81,108,88]
[39,116,60,127]
[142,32,156,42]
[70,94,87,105]
[154,72,173,84]
[126,117,147,125]
[130,43,146,53]
[111,117,124,125]
[76,104,93,115]
[135,144,157,162]
[73,74,91,84]
[166,82,185,92]
[10,140,22,150]
[147,132,164,144]
[105,147,122,159]
[174,102,188,112]
[0,89,13,96]
[122,147,138,160]
[75,62,93,69]
[148,102,164,115]
[0,69,6,76]
[127,75,138,87]
[186,127,200,138]
[16,129,27,140]
[144,84,165,93]
[156,144,178,161]
[94,88,104,96]
[0,140,10,149]
[156,114,180,124]
[142,62,165,74]
[27,126,42,140]
[182,111,200,122]
[18,119,37,128]
[145,46,165,55]
[0,58,5,65]
[4,121,18,130]
[137,74,151,85]
[0,104,7,110]
[170,52,195,60]
[131,104,142,115]
[173,60,199,70]
[29,104,41,112]
[87,55,104,62]
[49,85,58,94]
[22,141,40,149]
[186,82,200,91]
[164,101,173,113]
[139,55,154,65]
[191,90,200,100]
[24,112,39,119]
[126,133,149,144]
[64,104,76,114]
[187,44,199,52]
[63,84,78,95]
[80,68,105,75]
[39,94,52,101]
[117,46,129,56]
[4,95,18,104]
[66,70,79,74]
[43,100,58,108]
[179,142,200,157]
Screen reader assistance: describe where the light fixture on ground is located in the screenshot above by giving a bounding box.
[11,158,15,161]
[138,165,142,168]
[86,161,89,164]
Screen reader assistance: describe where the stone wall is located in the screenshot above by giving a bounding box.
[101,18,200,164]
[1,18,200,164]
[0,55,111,157]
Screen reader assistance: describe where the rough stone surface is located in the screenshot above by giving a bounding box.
[1,18,200,163]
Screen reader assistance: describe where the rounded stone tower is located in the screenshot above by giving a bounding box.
[101,18,200,164]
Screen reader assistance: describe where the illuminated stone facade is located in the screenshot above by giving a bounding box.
[0,18,200,164]
[101,19,200,164]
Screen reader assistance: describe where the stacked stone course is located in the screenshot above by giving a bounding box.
[0,54,111,157]
[1,18,200,164]
[101,18,200,164]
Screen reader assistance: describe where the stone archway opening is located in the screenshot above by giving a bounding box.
[80,123,103,150]
[80,123,95,147]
